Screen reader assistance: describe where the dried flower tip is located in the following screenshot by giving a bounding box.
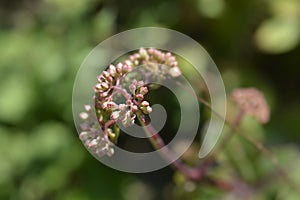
[231,88,270,124]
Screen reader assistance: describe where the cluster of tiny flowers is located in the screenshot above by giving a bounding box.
[129,48,181,79]
[110,79,152,127]
[79,105,114,157]
[79,48,182,157]
[231,88,270,124]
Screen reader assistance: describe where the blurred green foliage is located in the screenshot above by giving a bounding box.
[0,0,300,199]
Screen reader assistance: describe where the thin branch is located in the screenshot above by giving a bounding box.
[136,113,205,182]
[176,80,300,192]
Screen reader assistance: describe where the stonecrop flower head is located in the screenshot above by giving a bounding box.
[231,88,270,124]
[79,48,182,157]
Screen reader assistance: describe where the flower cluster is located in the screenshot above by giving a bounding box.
[231,88,270,124]
[79,105,114,157]
[128,48,181,79]
[79,48,182,157]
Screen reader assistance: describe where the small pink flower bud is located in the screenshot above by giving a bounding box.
[134,53,141,60]
[126,99,132,106]
[122,65,133,73]
[131,105,138,111]
[139,86,148,95]
[139,48,149,60]
[106,76,113,82]
[165,52,172,58]
[100,82,109,90]
[95,83,102,90]
[124,60,133,66]
[141,101,149,107]
[146,106,152,113]
[129,55,135,61]
[136,94,144,101]
[100,91,109,98]
[148,48,154,54]
[97,75,105,82]
[108,65,116,76]
[102,71,110,78]
[116,63,123,73]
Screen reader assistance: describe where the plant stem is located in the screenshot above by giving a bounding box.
[136,113,205,182]
[177,81,300,192]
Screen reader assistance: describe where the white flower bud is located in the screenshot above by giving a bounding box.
[169,66,181,77]
[79,112,89,120]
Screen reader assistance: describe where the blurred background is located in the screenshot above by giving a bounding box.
[1,0,300,199]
